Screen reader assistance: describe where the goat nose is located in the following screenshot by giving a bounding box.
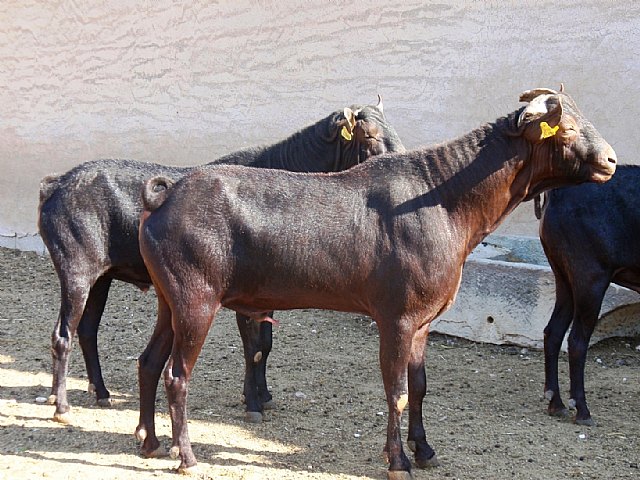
[604,144,617,165]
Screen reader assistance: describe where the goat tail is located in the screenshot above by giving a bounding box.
[38,173,62,205]
[142,175,175,212]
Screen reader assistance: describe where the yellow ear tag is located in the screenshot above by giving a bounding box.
[540,121,559,139]
[341,126,352,141]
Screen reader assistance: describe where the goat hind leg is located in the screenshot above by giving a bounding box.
[50,279,90,423]
[165,302,218,473]
[407,323,438,468]
[136,292,173,458]
[256,318,274,408]
[77,276,113,406]
[237,313,268,422]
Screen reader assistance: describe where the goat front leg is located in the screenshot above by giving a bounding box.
[377,317,414,480]
[567,279,607,426]
[543,275,573,419]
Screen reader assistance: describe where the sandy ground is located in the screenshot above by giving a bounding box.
[0,246,638,480]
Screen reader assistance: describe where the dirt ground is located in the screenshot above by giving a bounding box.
[0,246,638,480]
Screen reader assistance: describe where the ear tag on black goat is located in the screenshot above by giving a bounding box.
[341,126,353,141]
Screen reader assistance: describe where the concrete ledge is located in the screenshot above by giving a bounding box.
[0,231,46,254]
[433,235,640,350]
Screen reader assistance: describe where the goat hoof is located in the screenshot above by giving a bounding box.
[135,427,147,443]
[53,411,71,424]
[177,464,198,476]
[142,446,168,458]
[262,399,276,410]
[97,397,112,407]
[574,417,595,427]
[387,470,413,480]
[169,446,180,460]
[46,395,57,405]
[544,390,554,401]
[88,383,96,395]
[416,453,439,468]
[548,407,570,418]
[244,411,263,423]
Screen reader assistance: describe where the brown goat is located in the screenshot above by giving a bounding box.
[136,88,616,478]
[38,99,404,424]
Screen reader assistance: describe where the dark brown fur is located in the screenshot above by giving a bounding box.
[136,90,616,476]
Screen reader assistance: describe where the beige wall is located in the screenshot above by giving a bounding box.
[1,1,638,251]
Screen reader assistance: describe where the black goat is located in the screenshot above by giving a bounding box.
[538,165,639,425]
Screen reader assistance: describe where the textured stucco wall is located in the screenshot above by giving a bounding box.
[1,1,639,251]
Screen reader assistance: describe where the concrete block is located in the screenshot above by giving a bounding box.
[432,235,640,350]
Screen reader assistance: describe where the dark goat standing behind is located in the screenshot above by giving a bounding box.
[538,165,640,426]
[136,88,616,478]
[38,98,405,424]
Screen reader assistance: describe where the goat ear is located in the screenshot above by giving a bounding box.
[518,96,551,128]
[376,94,384,114]
[343,107,356,130]
[517,86,565,128]
[523,97,564,144]
[338,107,357,140]
[519,88,559,103]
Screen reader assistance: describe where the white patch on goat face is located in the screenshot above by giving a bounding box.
[518,94,552,126]
[253,351,263,363]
